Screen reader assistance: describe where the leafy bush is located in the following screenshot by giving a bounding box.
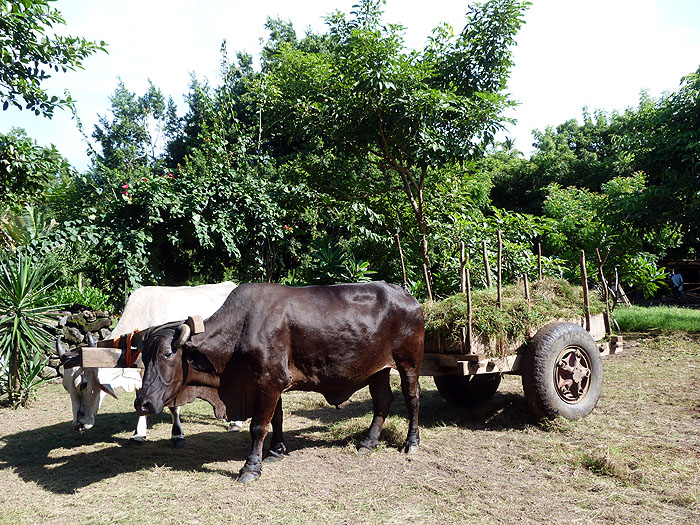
[50,285,112,311]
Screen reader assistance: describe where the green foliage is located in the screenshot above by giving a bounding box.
[541,174,673,297]
[16,2,699,308]
[49,284,111,311]
[0,129,73,212]
[428,203,564,297]
[0,0,106,117]
[0,204,56,250]
[259,0,530,299]
[0,252,59,407]
[493,68,700,280]
[303,241,377,285]
[92,80,175,174]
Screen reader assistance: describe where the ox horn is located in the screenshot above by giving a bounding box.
[56,338,71,363]
[56,338,65,357]
[172,322,191,350]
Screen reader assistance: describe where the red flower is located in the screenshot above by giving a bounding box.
[122,183,129,189]
[142,177,147,182]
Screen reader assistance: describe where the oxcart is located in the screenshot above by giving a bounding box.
[421,313,621,420]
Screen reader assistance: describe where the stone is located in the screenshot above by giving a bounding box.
[83,318,111,333]
[62,326,84,345]
[40,366,59,380]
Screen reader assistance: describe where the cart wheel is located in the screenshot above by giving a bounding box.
[521,322,602,420]
[433,373,502,406]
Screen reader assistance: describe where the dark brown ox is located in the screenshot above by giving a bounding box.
[134,281,424,483]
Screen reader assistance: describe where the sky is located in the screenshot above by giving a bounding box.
[2,0,700,171]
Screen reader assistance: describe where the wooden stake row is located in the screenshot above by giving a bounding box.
[459,241,472,353]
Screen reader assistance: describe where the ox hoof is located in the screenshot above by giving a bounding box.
[171,437,186,449]
[228,421,243,432]
[127,437,146,447]
[263,449,285,463]
[237,470,261,484]
[357,443,376,455]
[399,442,419,454]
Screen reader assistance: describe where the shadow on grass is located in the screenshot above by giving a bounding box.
[293,386,535,432]
[0,383,536,494]
[0,410,349,494]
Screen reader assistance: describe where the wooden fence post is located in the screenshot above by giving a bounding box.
[460,241,467,294]
[524,272,530,306]
[482,240,492,288]
[497,231,503,309]
[580,250,591,332]
[596,248,613,336]
[466,254,472,353]
[459,242,473,353]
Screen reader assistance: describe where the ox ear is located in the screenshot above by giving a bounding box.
[184,347,216,375]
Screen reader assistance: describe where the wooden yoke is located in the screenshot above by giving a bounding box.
[81,315,205,368]
[186,315,205,335]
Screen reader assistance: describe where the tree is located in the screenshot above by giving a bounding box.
[92,80,175,175]
[260,0,530,299]
[0,0,106,117]
[613,69,700,255]
[0,128,73,212]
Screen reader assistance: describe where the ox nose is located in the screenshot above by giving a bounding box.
[135,398,155,415]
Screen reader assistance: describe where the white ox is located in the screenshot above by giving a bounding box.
[59,282,241,447]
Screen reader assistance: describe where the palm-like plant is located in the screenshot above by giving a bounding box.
[0,205,56,250]
[0,252,59,406]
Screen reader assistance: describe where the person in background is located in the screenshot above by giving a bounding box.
[671,269,684,299]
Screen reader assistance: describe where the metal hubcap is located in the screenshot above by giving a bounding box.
[554,345,591,404]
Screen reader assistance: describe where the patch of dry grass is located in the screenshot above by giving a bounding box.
[1,331,699,524]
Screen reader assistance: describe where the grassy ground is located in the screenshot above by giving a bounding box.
[1,331,699,524]
[615,305,700,333]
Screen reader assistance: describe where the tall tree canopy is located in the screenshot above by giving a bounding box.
[0,0,106,117]
[260,0,530,298]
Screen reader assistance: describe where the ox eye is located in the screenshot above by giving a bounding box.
[161,350,175,360]
[80,382,88,390]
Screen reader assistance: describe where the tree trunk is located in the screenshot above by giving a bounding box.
[10,340,20,405]
[396,165,433,301]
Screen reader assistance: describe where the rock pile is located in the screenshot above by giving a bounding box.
[46,305,115,379]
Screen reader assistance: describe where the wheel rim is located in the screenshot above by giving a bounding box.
[553,345,592,404]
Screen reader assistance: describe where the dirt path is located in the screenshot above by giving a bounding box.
[1,332,698,524]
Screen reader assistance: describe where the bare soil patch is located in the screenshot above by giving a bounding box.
[1,332,699,524]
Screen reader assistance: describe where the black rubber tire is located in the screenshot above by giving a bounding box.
[433,373,502,407]
[521,322,603,420]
